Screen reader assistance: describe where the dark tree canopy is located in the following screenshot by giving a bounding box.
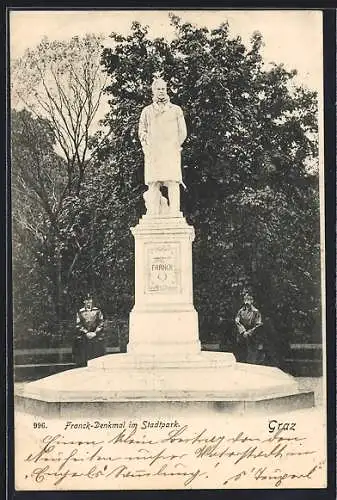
[95,16,320,343]
[12,16,321,351]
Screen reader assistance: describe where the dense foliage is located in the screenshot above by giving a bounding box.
[12,16,321,350]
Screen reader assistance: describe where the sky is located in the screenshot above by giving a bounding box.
[10,9,323,92]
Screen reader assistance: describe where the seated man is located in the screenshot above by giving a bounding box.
[72,294,105,367]
[234,294,264,364]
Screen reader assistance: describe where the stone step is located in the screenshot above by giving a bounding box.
[14,345,217,364]
[15,391,315,418]
[14,358,315,418]
[13,344,323,380]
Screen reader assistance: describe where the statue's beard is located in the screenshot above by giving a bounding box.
[153,93,169,104]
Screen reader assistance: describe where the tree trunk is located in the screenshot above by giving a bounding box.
[52,243,63,338]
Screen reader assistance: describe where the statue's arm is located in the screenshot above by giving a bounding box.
[177,107,187,145]
[138,108,148,151]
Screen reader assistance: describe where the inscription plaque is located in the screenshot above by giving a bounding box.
[145,242,181,293]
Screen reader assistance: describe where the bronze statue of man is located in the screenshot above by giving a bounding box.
[138,77,187,215]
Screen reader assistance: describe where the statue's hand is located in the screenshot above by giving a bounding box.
[86,331,96,340]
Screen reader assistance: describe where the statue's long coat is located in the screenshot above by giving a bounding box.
[138,102,187,184]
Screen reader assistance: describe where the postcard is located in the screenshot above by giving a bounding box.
[10,9,327,491]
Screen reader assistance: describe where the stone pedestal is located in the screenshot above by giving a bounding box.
[128,214,201,359]
[14,213,315,417]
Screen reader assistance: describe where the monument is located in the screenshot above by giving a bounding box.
[15,76,314,417]
[128,76,201,359]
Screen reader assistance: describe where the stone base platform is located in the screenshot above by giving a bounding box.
[14,352,315,418]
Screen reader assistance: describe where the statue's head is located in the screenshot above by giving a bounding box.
[152,77,168,101]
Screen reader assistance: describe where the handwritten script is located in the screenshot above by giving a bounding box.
[18,420,326,489]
